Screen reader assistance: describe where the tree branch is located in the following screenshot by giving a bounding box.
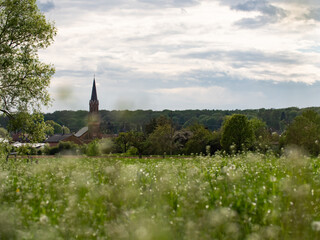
[0,109,13,119]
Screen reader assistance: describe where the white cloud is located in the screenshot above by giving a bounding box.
[148,86,265,109]
[38,0,320,111]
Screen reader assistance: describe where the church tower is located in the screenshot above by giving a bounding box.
[88,78,101,139]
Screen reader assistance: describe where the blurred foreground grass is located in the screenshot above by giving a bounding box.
[1,152,320,239]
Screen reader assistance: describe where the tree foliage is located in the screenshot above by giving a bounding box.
[45,120,61,134]
[144,115,171,135]
[147,123,173,155]
[0,0,56,114]
[283,110,320,156]
[128,131,146,155]
[114,131,147,155]
[0,127,7,137]
[115,132,132,153]
[0,107,311,134]
[8,111,52,142]
[173,129,193,153]
[184,124,213,155]
[86,140,101,156]
[221,114,254,153]
[250,118,271,152]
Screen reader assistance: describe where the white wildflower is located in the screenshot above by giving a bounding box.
[312,221,320,231]
[39,214,48,224]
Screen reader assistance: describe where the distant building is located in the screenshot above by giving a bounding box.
[12,142,46,149]
[76,78,102,143]
[11,133,29,143]
[45,77,110,146]
[45,134,83,147]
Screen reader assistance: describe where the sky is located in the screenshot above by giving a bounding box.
[37,0,320,112]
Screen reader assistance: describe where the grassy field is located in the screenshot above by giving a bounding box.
[1,152,320,239]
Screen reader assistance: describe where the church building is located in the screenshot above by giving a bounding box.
[75,78,102,143]
[46,78,105,146]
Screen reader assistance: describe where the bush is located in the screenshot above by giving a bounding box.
[0,142,12,159]
[44,141,80,155]
[126,146,138,155]
[99,138,114,154]
[86,140,101,156]
[16,145,36,155]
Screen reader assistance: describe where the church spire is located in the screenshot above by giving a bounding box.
[89,77,99,113]
[90,77,98,101]
[88,76,101,139]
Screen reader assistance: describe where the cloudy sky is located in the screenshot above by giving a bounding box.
[37,0,320,112]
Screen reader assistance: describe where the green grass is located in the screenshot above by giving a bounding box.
[1,152,320,239]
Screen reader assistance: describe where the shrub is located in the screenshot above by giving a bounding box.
[99,138,114,154]
[16,145,36,155]
[126,146,138,155]
[86,140,101,156]
[43,141,80,155]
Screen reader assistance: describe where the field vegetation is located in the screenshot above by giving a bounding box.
[1,152,320,239]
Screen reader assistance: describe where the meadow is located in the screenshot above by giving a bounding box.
[1,152,320,239]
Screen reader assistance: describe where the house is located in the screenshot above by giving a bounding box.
[45,134,83,147]
[11,133,29,143]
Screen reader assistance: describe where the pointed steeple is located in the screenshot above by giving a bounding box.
[88,76,100,139]
[89,77,99,113]
[90,77,98,101]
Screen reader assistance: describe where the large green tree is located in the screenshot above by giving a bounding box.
[221,114,254,153]
[250,118,271,152]
[0,0,56,115]
[114,132,132,153]
[147,123,174,155]
[184,123,214,155]
[128,131,146,155]
[45,120,70,135]
[283,110,320,156]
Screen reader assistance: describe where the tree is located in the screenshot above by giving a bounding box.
[114,132,132,153]
[45,120,62,135]
[8,111,52,142]
[0,0,56,116]
[184,124,214,155]
[211,130,222,153]
[86,140,101,156]
[61,125,70,134]
[283,110,320,156]
[147,123,173,155]
[129,131,146,155]
[173,129,193,153]
[221,114,254,153]
[250,118,271,152]
[144,115,170,135]
[0,127,7,138]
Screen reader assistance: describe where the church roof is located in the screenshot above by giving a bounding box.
[75,126,88,137]
[45,134,74,143]
[91,78,98,101]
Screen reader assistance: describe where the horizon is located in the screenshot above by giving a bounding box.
[37,0,320,112]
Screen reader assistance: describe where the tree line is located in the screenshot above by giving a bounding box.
[1,106,317,135]
[43,107,320,134]
[109,109,320,157]
[3,109,316,157]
